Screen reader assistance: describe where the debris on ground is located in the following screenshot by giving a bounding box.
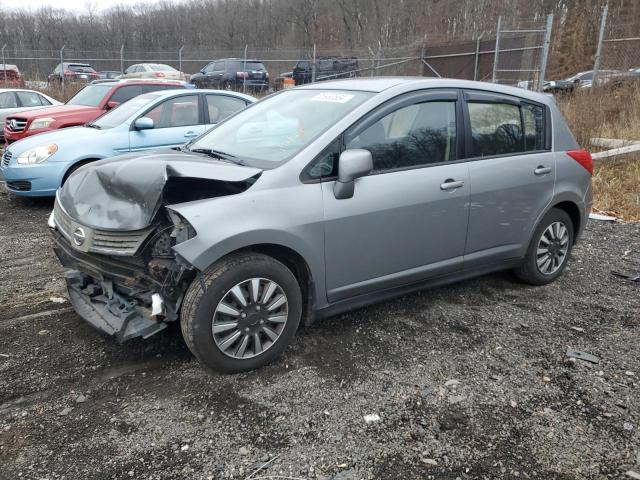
[566,349,600,364]
[611,271,640,283]
[48,296,66,304]
[363,414,381,424]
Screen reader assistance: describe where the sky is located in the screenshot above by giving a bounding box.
[1,0,175,13]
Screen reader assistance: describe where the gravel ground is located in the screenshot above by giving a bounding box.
[0,185,638,480]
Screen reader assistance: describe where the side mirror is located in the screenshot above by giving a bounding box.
[106,100,120,110]
[333,149,373,199]
[134,117,154,130]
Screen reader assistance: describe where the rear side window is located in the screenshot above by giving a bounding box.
[145,95,199,128]
[206,95,247,123]
[468,102,524,157]
[0,92,17,108]
[347,101,457,172]
[16,92,46,107]
[522,103,545,151]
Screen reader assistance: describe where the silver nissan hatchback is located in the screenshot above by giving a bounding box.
[51,78,592,373]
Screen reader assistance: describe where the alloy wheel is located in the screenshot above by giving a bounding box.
[211,278,289,359]
[536,221,569,275]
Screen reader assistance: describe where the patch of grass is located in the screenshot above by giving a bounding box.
[556,82,640,220]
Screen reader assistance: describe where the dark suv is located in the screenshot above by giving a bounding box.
[191,59,269,91]
[48,63,100,85]
[292,56,358,85]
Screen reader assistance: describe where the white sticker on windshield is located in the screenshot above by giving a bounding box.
[311,92,355,103]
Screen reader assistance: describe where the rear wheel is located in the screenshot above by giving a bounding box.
[514,208,574,285]
[181,253,302,373]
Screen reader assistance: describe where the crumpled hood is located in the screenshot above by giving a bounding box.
[57,150,262,231]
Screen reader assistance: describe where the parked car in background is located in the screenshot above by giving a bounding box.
[0,64,25,87]
[98,70,122,80]
[0,89,61,142]
[191,58,269,91]
[1,89,254,196]
[292,56,358,85]
[122,63,188,81]
[47,63,100,85]
[48,78,591,373]
[4,79,187,144]
[543,69,622,93]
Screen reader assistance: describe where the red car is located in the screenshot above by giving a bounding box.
[0,64,24,88]
[4,79,186,144]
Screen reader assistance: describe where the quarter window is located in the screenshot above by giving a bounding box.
[347,101,457,172]
[522,103,545,151]
[468,102,524,157]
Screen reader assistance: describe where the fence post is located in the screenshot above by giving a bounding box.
[375,43,382,77]
[120,45,124,74]
[537,14,554,92]
[420,38,426,77]
[492,16,502,83]
[1,44,6,86]
[243,44,248,93]
[60,45,66,99]
[178,45,184,76]
[311,43,316,82]
[593,3,609,88]
[473,34,482,81]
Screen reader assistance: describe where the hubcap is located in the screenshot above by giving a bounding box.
[212,278,288,359]
[536,221,569,275]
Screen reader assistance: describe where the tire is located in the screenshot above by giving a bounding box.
[513,208,574,285]
[222,80,232,91]
[181,253,302,373]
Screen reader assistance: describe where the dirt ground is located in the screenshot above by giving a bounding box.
[0,185,638,480]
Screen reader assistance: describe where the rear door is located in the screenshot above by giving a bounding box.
[129,94,205,151]
[462,90,554,267]
[319,90,470,302]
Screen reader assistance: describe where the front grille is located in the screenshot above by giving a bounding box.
[6,180,31,191]
[5,118,27,132]
[1,150,12,167]
[54,199,153,256]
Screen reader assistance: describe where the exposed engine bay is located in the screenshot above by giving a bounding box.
[51,151,261,341]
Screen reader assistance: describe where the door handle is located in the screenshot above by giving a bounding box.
[184,131,198,138]
[534,166,552,175]
[440,179,465,191]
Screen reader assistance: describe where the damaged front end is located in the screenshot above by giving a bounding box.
[50,152,261,342]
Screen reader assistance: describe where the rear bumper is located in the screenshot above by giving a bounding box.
[52,229,168,341]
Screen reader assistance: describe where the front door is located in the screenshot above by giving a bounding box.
[320,91,470,302]
[129,94,206,151]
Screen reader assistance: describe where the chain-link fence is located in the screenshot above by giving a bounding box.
[594,3,640,86]
[0,17,555,96]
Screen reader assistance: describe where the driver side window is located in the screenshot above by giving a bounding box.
[346,101,457,172]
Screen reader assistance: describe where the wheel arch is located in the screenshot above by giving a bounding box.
[60,157,103,184]
[552,200,582,244]
[215,243,316,326]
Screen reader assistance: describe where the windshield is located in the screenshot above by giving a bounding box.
[66,84,113,107]
[91,93,160,129]
[150,64,177,71]
[188,89,372,168]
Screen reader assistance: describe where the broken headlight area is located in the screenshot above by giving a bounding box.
[51,207,198,342]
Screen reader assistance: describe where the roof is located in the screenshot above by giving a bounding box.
[90,78,185,86]
[297,76,554,103]
[139,88,257,103]
[0,64,18,70]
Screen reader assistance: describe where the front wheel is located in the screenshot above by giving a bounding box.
[513,208,574,285]
[180,253,302,373]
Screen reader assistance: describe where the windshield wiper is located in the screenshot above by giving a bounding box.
[189,148,243,165]
[85,123,101,129]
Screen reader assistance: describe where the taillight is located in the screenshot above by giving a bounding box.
[236,71,248,79]
[567,149,593,175]
[63,69,74,76]
[265,72,270,79]
[154,72,165,78]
